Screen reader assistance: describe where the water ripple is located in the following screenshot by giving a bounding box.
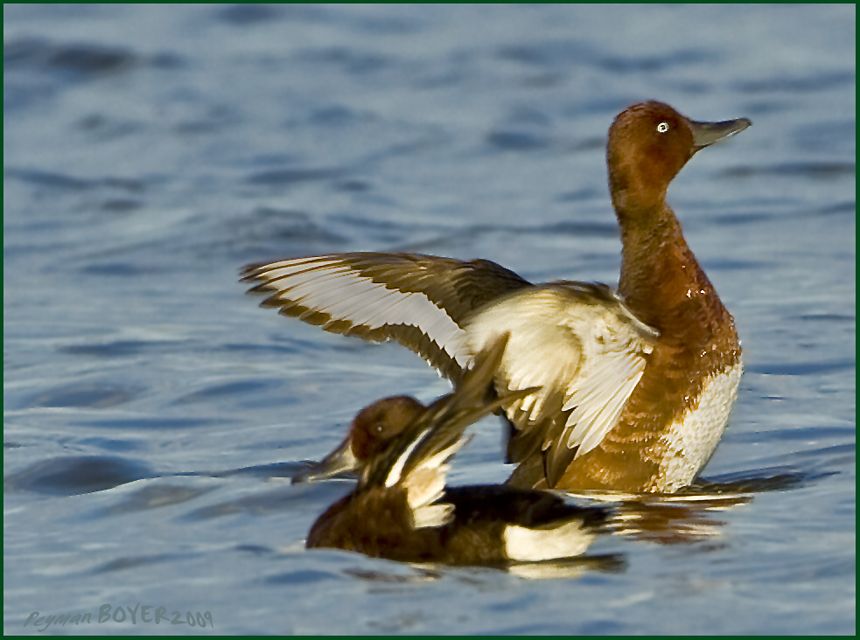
[5,167,152,193]
[245,167,344,187]
[6,455,154,495]
[485,130,551,152]
[5,37,137,76]
[294,46,392,75]
[720,161,855,180]
[100,483,216,515]
[748,358,855,376]
[29,382,141,409]
[735,71,854,93]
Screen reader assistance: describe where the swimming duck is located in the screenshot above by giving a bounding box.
[295,335,610,565]
[244,100,751,494]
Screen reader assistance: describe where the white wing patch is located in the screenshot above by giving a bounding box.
[560,339,648,459]
[503,520,596,561]
[386,432,471,530]
[404,435,470,529]
[247,256,471,368]
[466,289,584,423]
[466,284,657,459]
[384,427,430,488]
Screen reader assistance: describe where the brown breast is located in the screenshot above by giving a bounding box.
[554,209,742,493]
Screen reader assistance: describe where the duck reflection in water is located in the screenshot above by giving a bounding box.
[565,468,809,546]
[292,334,615,568]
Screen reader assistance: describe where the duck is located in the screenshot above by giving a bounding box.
[294,334,610,566]
[243,100,751,494]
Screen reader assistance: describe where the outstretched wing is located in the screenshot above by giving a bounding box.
[465,283,659,487]
[241,253,531,382]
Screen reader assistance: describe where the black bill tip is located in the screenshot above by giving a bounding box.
[690,117,752,151]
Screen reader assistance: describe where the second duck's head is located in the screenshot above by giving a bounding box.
[349,396,426,460]
[292,395,425,484]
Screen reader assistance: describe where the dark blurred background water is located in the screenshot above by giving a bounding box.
[4,3,855,635]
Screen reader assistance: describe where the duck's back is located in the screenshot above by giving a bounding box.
[307,484,608,565]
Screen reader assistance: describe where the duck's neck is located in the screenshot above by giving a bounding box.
[616,202,726,339]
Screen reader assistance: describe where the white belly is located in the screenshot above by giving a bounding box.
[655,361,744,492]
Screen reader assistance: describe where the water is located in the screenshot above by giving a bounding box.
[4,3,855,635]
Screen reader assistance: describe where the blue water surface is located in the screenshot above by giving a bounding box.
[4,3,855,635]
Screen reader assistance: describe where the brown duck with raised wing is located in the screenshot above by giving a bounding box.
[245,101,750,494]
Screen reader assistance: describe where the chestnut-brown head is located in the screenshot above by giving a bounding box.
[291,395,425,484]
[349,396,425,460]
[607,100,751,214]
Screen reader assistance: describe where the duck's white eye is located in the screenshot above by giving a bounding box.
[656,122,670,133]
